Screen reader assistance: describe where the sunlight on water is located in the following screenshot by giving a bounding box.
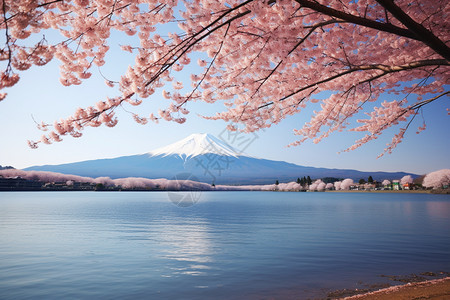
[0,191,449,299]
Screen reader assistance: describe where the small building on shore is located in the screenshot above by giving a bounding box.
[392,180,401,190]
[403,182,415,190]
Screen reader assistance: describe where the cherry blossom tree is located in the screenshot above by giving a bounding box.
[332,178,353,190]
[309,179,325,191]
[422,169,450,189]
[334,181,341,190]
[382,179,390,186]
[340,178,354,190]
[1,0,448,153]
[325,183,334,190]
[400,175,413,185]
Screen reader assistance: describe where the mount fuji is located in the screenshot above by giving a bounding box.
[25,133,415,184]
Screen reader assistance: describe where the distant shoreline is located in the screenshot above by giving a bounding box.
[326,189,430,194]
[1,188,449,194]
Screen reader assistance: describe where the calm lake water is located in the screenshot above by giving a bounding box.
[1,191,449,299]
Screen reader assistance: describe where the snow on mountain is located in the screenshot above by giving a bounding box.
[24,133,416,184]
[149,133,243,159]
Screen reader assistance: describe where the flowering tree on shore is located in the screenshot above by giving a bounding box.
[309,179,326,191]
[400,175,413,185]
[340,178,354,190]
[423,169,450,189]
[1,0,448,153]
[333,178,354,190]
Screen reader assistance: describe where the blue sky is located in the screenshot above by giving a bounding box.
[0,30,448,176]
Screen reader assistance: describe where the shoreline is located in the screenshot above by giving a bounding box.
[0,189,448,194]
[326,189,432,194]
[340,277,450,299]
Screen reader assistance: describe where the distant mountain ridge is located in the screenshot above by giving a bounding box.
[25,133,416,184]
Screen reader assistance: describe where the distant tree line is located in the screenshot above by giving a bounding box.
[294,176,346,185]
[358,176,374,184]
[0,165,14,170]
[295,176,312,186]
[284,175,378,186]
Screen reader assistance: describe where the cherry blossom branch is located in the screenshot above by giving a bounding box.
[1,0,12,72]
[258,59,448,109]
[137,1,255,89]
[37,0,64,8]
[295,0,450,60]
[345,90,449,156]
[0,0,445,155]
[252,19,341,98]
[294,0,418,40]
[175,24,231,110]
[410,91,449,111]
[375,0,450,60]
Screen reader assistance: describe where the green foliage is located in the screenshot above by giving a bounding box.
[321,177,342,184]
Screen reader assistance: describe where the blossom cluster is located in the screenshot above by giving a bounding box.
[423,169,450,189]
[0,0,448,152]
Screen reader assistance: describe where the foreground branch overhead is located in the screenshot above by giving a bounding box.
[0,0,448,155]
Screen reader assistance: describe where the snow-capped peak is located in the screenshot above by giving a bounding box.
[149,133,243,159]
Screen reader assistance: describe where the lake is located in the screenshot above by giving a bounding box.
[0,191,449,299]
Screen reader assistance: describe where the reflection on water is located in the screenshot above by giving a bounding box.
[426,201,450,218]
[159,219,214,277]
[0,191,449,299]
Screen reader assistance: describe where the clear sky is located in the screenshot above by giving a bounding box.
[0,29,449,176]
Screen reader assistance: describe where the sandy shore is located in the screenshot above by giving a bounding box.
[341,277,450,299]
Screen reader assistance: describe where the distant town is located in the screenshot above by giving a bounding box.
[1,165,448,193]
[0,166,159,191]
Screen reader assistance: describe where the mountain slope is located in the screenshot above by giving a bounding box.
[149,133,243,158]
[25,133,416,184]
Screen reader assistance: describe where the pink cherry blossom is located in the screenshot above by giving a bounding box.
[400,175,414,185]
[0,0,447,152]
[340,179,354,190]
[382,179,391,186]
[423,169,450,189]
